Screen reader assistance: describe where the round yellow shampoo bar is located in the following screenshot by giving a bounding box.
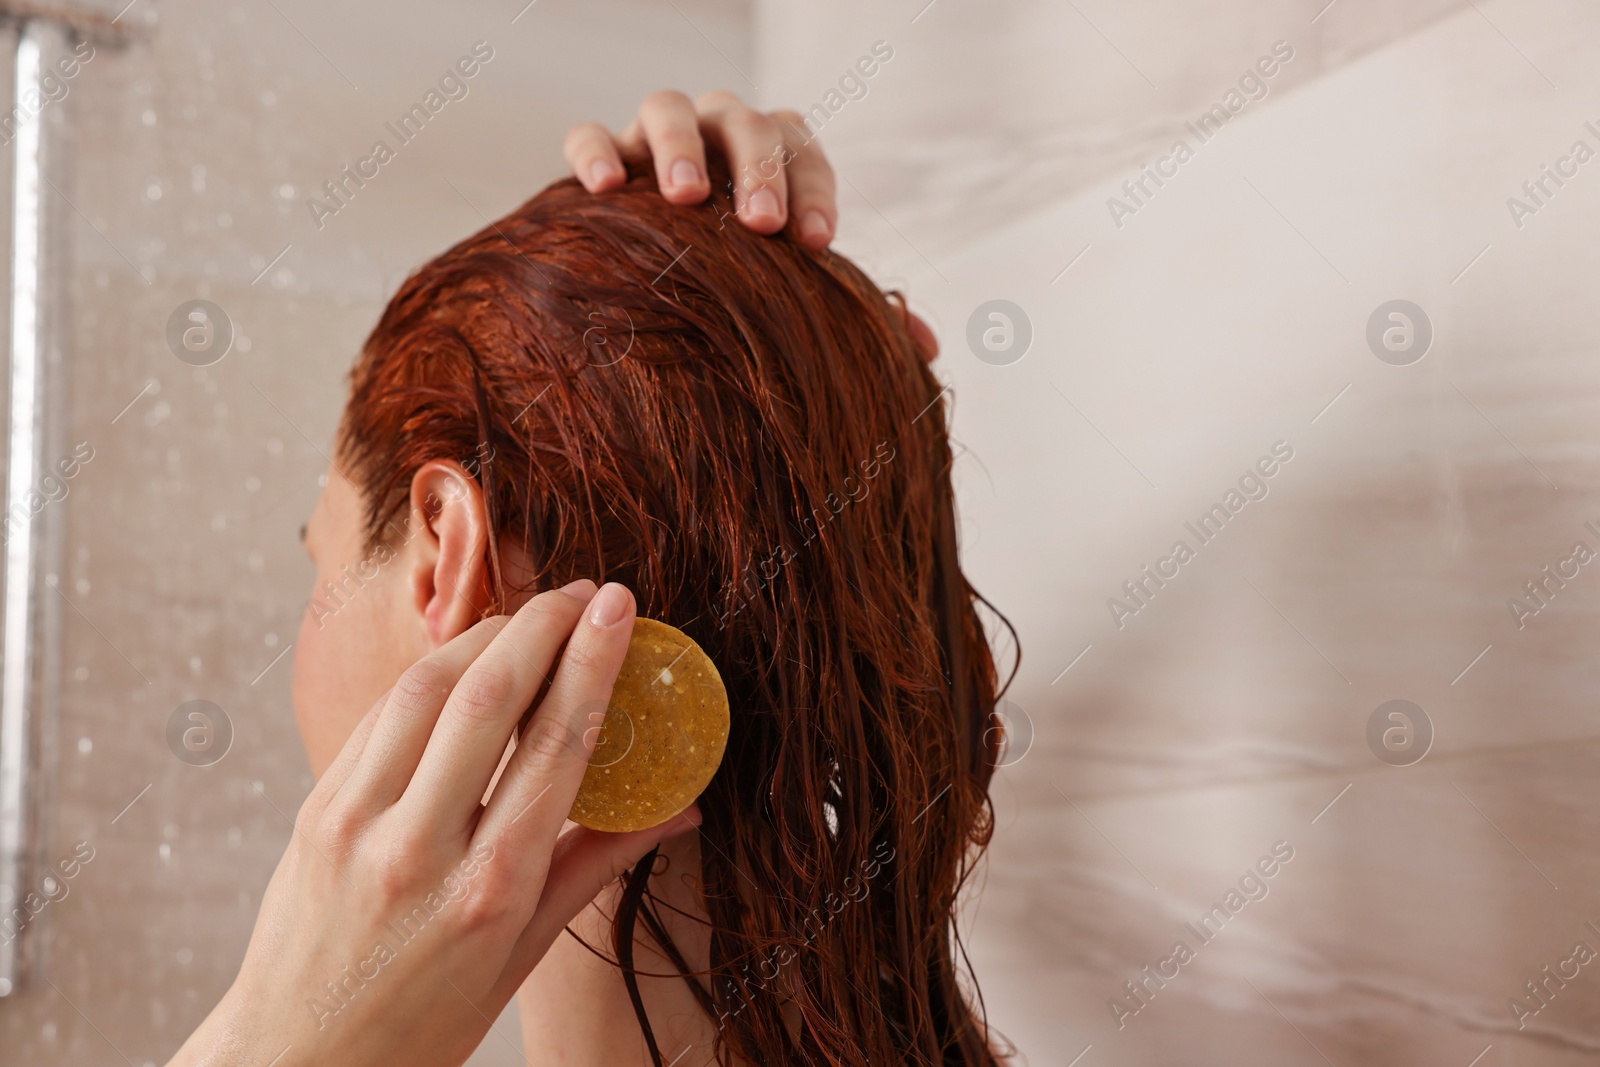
[568,617,730,832]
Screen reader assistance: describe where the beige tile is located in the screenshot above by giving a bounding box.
[975,744,1600,1064]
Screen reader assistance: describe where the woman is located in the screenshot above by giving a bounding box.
[169,93,1009,1067]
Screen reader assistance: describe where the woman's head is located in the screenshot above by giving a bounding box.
[293,154,1009,1065]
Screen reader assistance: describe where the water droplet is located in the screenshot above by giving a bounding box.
[74,578,89,595]
[189,655,201,673]
[158,842,171,862]
[277,183,295,200]
[266,437,283,456]
[141,109,156,126]
[175,947,193,965]
[245,476,260,492]
[264,632,278,647]
[77,736,91,755]
[145,183,162,201]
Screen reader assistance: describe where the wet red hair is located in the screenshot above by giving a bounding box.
[338,153,1013,1066]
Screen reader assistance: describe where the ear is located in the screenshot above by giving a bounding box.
[406,459,493,649]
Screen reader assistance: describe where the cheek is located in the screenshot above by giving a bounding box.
[290,602,345,776]
[290,565,420,777]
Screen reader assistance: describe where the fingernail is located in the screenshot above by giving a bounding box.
[559,578,597,600]
[800,209,831,243]
[746,187,781,221]
[670,158,702,189]
[589,583,632,628]
[588,159,622,187]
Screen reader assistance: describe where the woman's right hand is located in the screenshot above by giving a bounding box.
[168,580,699,1067]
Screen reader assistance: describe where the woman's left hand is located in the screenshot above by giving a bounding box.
[562,90,838,248]
[561,90,941,363]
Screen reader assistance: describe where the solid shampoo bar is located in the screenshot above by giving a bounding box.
[568,618,729,832]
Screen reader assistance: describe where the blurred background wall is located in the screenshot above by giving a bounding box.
[3,0,1599,1064]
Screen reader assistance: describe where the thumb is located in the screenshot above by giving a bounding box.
[496,805,703,989]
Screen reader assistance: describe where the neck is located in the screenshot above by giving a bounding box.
[517,830,722,1066]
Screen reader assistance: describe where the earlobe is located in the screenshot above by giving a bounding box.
[408,460,494,649]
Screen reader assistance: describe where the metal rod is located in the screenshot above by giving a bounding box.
[0,16,68,998]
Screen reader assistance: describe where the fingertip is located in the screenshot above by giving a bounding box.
[739,186,785,233]
[798,209,833,248]
[586,158,625,191]
[587,582,635,629]
[660,158,709,203]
